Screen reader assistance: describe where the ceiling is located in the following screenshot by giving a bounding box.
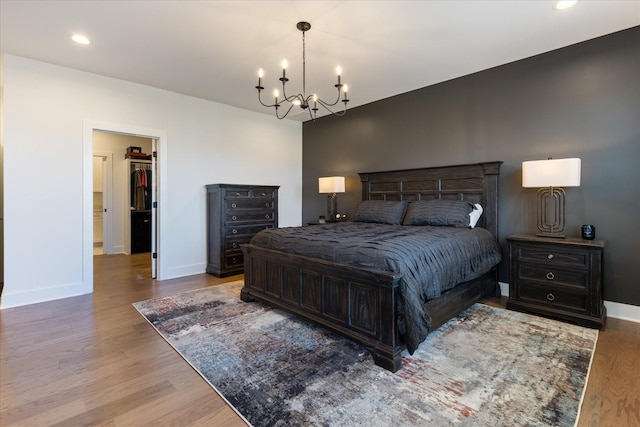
[1,1,638,122]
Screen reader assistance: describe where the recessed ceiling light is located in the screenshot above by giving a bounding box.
[553,1,578,11]
[71,34,91,45]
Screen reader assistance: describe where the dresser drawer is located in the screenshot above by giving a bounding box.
[519,283,587,312]
[225,252,244,269]
[226,199,275,210]
[517,264,588,289]
[225,190,251,199]
[225,237,252,251]
[225,224,275,238]
[251,189,277,199]
[225,211,275,223]
[515,245,589,268]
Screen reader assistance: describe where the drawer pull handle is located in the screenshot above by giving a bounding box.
[547,254,554,260]
[232,215,237,221]
[231,203,237,208]
[232,229,238,234]
[265,202,270,208]
[232,243,238,248]
[261,192,267,196]
[546,293,555,301]
[265,214,270,219]
[546,272,555,280]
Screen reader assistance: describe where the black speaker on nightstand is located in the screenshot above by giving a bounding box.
[581,224,596,240]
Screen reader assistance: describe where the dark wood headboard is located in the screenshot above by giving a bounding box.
[358,161,502,238]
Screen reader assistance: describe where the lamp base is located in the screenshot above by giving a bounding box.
[326,193,338,222]
[536,187,567,238]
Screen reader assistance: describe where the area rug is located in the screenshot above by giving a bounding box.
[133,281,598,427]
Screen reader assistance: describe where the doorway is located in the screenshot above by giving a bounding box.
[83,120,166,290]
[93,131,156,274]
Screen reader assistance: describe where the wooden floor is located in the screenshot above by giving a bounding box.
[1,253,639,426]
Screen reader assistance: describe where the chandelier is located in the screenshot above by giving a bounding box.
[255,21,349,120]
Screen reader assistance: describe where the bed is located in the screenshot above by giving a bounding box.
[241,161,503,372]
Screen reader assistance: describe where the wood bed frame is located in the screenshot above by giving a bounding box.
[241,161,502,372]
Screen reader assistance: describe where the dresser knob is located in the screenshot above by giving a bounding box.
[546,293,555,301]
[265,202,270,208]
[232,229,238,234]
[232,215,237,221]
[232,242,238,248]
[547,254,554,260]
[265,214,270,219]
[231,203,237,208]
[546,272,555,280]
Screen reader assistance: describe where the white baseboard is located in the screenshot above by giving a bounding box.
[497,281,640,324]
[499,281,509,297]
[604,300,640,323]
[0,281,91,309]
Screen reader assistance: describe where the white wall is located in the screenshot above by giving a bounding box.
[1,54,302,309]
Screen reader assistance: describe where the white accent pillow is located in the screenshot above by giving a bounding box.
[469,203,483,228]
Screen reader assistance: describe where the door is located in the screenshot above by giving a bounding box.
[151,138,158,278]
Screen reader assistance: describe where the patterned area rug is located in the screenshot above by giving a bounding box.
[133,281,598,427]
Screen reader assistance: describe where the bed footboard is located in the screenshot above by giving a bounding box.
[241,244,404,372]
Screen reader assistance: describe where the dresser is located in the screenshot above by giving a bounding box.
[206,184,279,277]
[506,234,606,328]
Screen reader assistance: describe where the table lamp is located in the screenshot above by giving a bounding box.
[318,176,345,222]
[522,157,581,238]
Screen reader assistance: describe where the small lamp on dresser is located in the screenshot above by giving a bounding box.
[522,157,581,238]
[319,176,345,222]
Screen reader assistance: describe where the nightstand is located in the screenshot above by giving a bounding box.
[506,234,606,329]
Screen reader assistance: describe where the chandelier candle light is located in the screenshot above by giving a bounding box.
[256,22,349,120]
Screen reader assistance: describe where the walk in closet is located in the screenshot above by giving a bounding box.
[129,160,152,253]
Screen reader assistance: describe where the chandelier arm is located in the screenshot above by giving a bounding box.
[315,98,348,117]
[315,91,344,108]
[257,90,278,108]
[275,102,297,120]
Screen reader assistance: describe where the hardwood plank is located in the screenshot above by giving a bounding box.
[1,254,639,426]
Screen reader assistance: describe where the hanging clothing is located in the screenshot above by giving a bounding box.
[131,163,152,211]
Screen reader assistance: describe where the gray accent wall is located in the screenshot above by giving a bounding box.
[302,26,640,306]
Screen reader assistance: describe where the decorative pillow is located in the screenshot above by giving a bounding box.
[468,203,483,228]
[402,199,479,228]
[353,200,409,225]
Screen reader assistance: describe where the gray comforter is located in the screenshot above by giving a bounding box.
[250,222,502,353]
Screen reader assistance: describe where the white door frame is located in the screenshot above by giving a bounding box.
[83,120,168,290]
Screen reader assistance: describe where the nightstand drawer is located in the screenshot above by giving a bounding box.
[517,264,588,289]
[515,246,589,268]
[519,284,587,312]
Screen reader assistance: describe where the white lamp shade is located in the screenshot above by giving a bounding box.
[522,158,581,188]
[319,176,345,193]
